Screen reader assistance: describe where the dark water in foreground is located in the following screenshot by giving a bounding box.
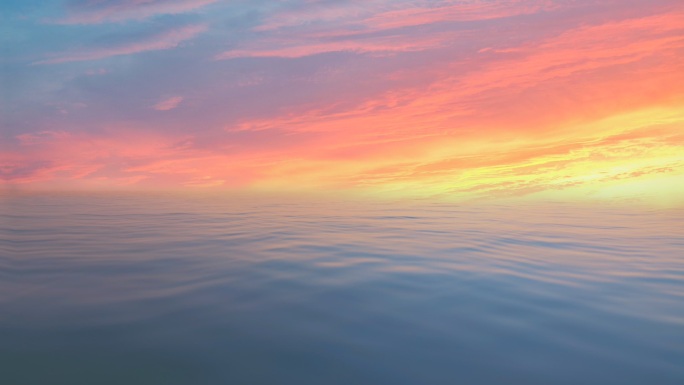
[1,193,683,385]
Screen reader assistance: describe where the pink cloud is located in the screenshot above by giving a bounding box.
[4,128,195,186]
[153,96,184,111]
[217,0,560,59]
[256,0,557,32]
[216,32,451,59]
[34,24,207,64]
[221,9,684,169]
[359,0,559,30]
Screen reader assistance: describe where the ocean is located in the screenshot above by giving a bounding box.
[1,192,683,384]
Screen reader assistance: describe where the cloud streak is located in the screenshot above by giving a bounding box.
[153,96,184,111]
[58,0,219,24]
[219,0,559,59]
[34,24,207,64]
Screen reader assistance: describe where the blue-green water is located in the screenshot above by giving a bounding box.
[1,193,683,384]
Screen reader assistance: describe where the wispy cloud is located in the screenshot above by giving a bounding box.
[357,0,559,30]
[218,0,558,59]
[34,24,207,64]
[153,96,184,111]
[255,0,557,31]
[226,10,684,136]
[57,0,218,24]
[216,33,451,59]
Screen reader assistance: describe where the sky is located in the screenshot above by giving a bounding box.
[1,0,683,205]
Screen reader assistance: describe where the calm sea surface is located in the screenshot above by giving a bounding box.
[1,193,683,385]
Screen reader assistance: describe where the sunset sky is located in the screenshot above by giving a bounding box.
[2,0,683,204]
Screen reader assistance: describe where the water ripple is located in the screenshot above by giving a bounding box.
[1,193,683,385]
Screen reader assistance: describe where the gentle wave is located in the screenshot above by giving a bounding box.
[1,193,683,385]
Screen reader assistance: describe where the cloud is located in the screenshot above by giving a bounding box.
[255,0,557,31]
[3,128,197,186]
[7,0,684,204]
[34,24,207,64]
[211,8,684,197]
[216,33,451,59]
[0,159,53,183]
[57,0,219,24]
[218,0,558,59]
[153,96,184,111]
[357,0,559,30]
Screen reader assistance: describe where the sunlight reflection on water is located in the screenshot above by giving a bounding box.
[1,193,683,385]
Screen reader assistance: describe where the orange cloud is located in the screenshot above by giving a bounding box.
[214,9,684,203]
